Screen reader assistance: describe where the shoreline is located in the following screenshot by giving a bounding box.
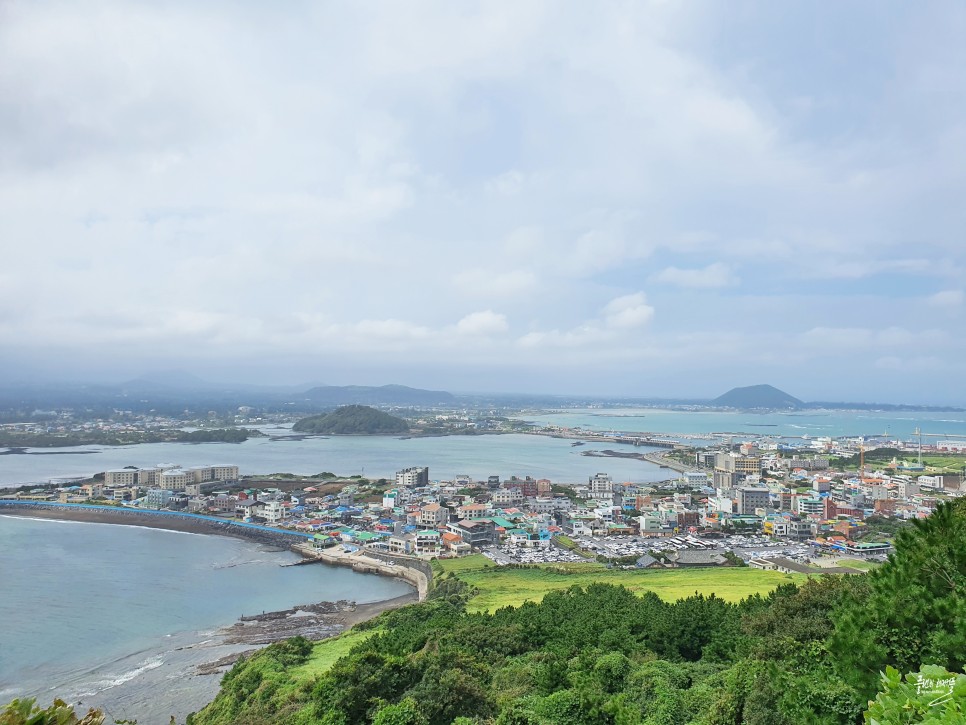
[0,502,432,596]
[0,502,310,547]
[1,507,421,722]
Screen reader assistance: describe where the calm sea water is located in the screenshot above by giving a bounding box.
[514,408,966,440]
[0,515,412,720]
[0,432,670,486]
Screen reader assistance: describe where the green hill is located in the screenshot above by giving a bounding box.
[713,383,803,409]
[291,405,410,435]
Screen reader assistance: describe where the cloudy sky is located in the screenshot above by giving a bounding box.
[1,1,964,403]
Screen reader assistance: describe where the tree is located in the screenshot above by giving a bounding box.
[830,500,966,698]
[0,699,105,725]
[372,698,428,725]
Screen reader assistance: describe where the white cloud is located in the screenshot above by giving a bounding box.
[456,310,509,336]
[349,319,432,340]
[927,290,964,308]
[485,170,525,195]
[452,269,536,296]
[652,262,737,289]
[0,1,964,399]
[603,293,655,329]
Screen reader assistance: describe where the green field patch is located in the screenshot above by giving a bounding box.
[291,628,380,680]
[836,558,882,572]
[446,559,806,613]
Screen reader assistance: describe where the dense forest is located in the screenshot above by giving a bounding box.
[292,405,410,435]
[180,499,966,724]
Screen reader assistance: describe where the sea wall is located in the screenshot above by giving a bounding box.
[292,543,432,600]
[0,501,313,547]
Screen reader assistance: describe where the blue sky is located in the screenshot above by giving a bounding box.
[0,1,964,403]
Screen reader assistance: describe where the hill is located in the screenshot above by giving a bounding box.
[291,405,410,435]
[713,383,803,409]
[302,384,455,407]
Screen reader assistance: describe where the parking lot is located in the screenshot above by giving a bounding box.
[575,533,815,563]
[483,533,817,566]
[482,544,589,566]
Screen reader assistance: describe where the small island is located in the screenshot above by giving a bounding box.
[291,405,410,435]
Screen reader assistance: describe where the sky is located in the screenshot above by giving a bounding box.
[1,1,964,403]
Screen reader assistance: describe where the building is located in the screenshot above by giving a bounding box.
[104,469,139,487]
[796,498,824,516]
[388,533,415,555]
[492,488,524,506]
[736,487,770,516]
[715,453,762,476]
[787,518,813,541]
[684,471,709,487]
[396,467,429,487]
[456,502,491,519]
[261,499,285,524]
[588,473,613,499]
[144,488,173,510]
[418,503,449,528]
[448,519,497,548]
[159,469,190,491]
[414,530,441,556]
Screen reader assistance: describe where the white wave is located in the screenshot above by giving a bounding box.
[78,656,164,696]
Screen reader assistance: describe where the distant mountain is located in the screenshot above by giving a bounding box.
[302,384,455,407]
[292,405,410,435]
[713,384,804,410]
[124,370,213,390]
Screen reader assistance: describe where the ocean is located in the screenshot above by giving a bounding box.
[0,432,671,487]
[0,515,412,722]
[512,408,966,440]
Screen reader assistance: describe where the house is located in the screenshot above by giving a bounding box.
[448,519,497,548]
[441,531,471,555]
[235,499,266,519]
[456,502,492,519]
[414,530,441,556]
[388,533,415,555]
[418,503,449,528]
[665,550,726,567]
[635,553,663,569]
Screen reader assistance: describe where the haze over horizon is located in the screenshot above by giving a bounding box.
[2,2,964,404]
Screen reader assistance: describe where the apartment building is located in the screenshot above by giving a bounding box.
[736,487,770,515]
[588,473,613,499]
[396,467,429,487]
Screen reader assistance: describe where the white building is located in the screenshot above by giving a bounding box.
[588,473,613,499]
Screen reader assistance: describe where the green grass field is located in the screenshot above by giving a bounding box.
[836,558,881,572]
[436,555,807,613]
[291,628,380,680]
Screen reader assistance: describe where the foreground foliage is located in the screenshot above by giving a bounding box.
[11,501,963,724]
[0,699,104,725]
[186,499,966,725]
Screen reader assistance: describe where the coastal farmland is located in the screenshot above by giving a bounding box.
[434,555,807,613]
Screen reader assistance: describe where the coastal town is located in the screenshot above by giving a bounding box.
[4,424,964,578]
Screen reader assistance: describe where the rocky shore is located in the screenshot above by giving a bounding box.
[194,592,418,675]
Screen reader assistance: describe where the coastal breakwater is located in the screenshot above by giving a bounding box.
[0,501,315,547]
[291,542,432,600]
